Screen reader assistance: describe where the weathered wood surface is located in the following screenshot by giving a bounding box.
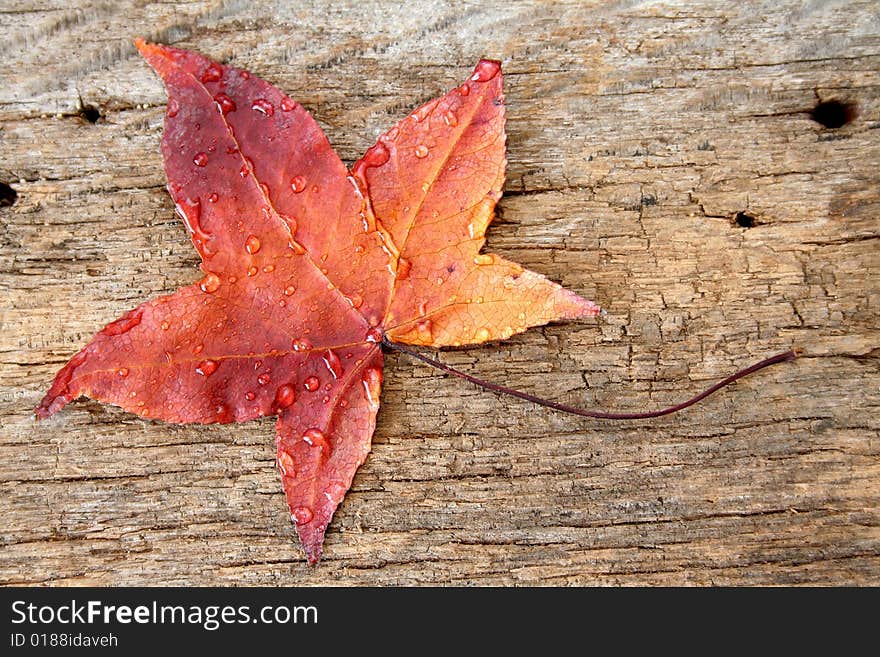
[1,0,878,586]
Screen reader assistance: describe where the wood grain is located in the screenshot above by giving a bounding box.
[1,0,877,585]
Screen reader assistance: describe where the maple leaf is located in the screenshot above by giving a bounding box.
[36,42,599,563]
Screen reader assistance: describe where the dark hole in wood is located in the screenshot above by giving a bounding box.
[810,100,857,129]
[734,212,756,228]
[0,182,17,207]
[79,105,101,123]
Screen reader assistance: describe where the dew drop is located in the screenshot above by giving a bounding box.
[245,391,256,401]
[443,109,459,127]
[347,293,364,309]
[458,83,470,96]
[257,373,271,386]
[354,244,365,254]
[277,451,295,477]
[239,163,249,178]
[322,350,344,379]
[361,367,383,408]
[280,97,296,112]
[117,367,129,378]
[251,98,275,116]
[291,506,313,524]
[302,428,330,453]
[214,93,236,115]
[207,192,219,203]
[245,234,261,254]
[167,99,180,117]
[365,328,383,343]
[284,285,296,296]
[397,257,412,279]
[160,321,170,331]
[414,144,429,159]
[474,254,493,266]
[290,176,306,193]
[228,276,237,284]
[263,264,275,273]
[201,63,223,83]
[196,359,218,377]
[471,59,501,82]
[247,265,258,277]
[304,376,320,392]
[475,327,491,341]
[193,152,209,167]
[274,384,296,408]
[192,343,204,355]
[292,337,312,352]
[199,272,221,293]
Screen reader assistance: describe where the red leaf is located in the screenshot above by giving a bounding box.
[37,41,599,563]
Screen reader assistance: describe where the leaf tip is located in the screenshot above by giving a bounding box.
[133,38,155,57]
[301,534,324,565]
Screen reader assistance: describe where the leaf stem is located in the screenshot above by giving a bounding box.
[382,337,799,420]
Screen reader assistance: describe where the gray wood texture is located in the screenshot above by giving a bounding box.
[1,0,878,585]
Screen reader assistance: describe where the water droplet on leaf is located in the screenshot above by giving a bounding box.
[277,451,295,477]
[251,98,275,116]
[196,359,218,376]
[193,152,209,167]
[199,272,221,293]
[214,93,236,114]
[245,235,261,254]
[201,63,223,83]
[290,175,307,193]
[302,428,330,453]
[304,376,320,392]
[471,59,501,82]
[322,350,344,379]
[362,367,382,408]
[414,144,429,158]
[257,373,271,385]
[291,506,313,524]
[274,384,296,408]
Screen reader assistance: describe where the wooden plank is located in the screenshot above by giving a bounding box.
[1,0,877,585]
